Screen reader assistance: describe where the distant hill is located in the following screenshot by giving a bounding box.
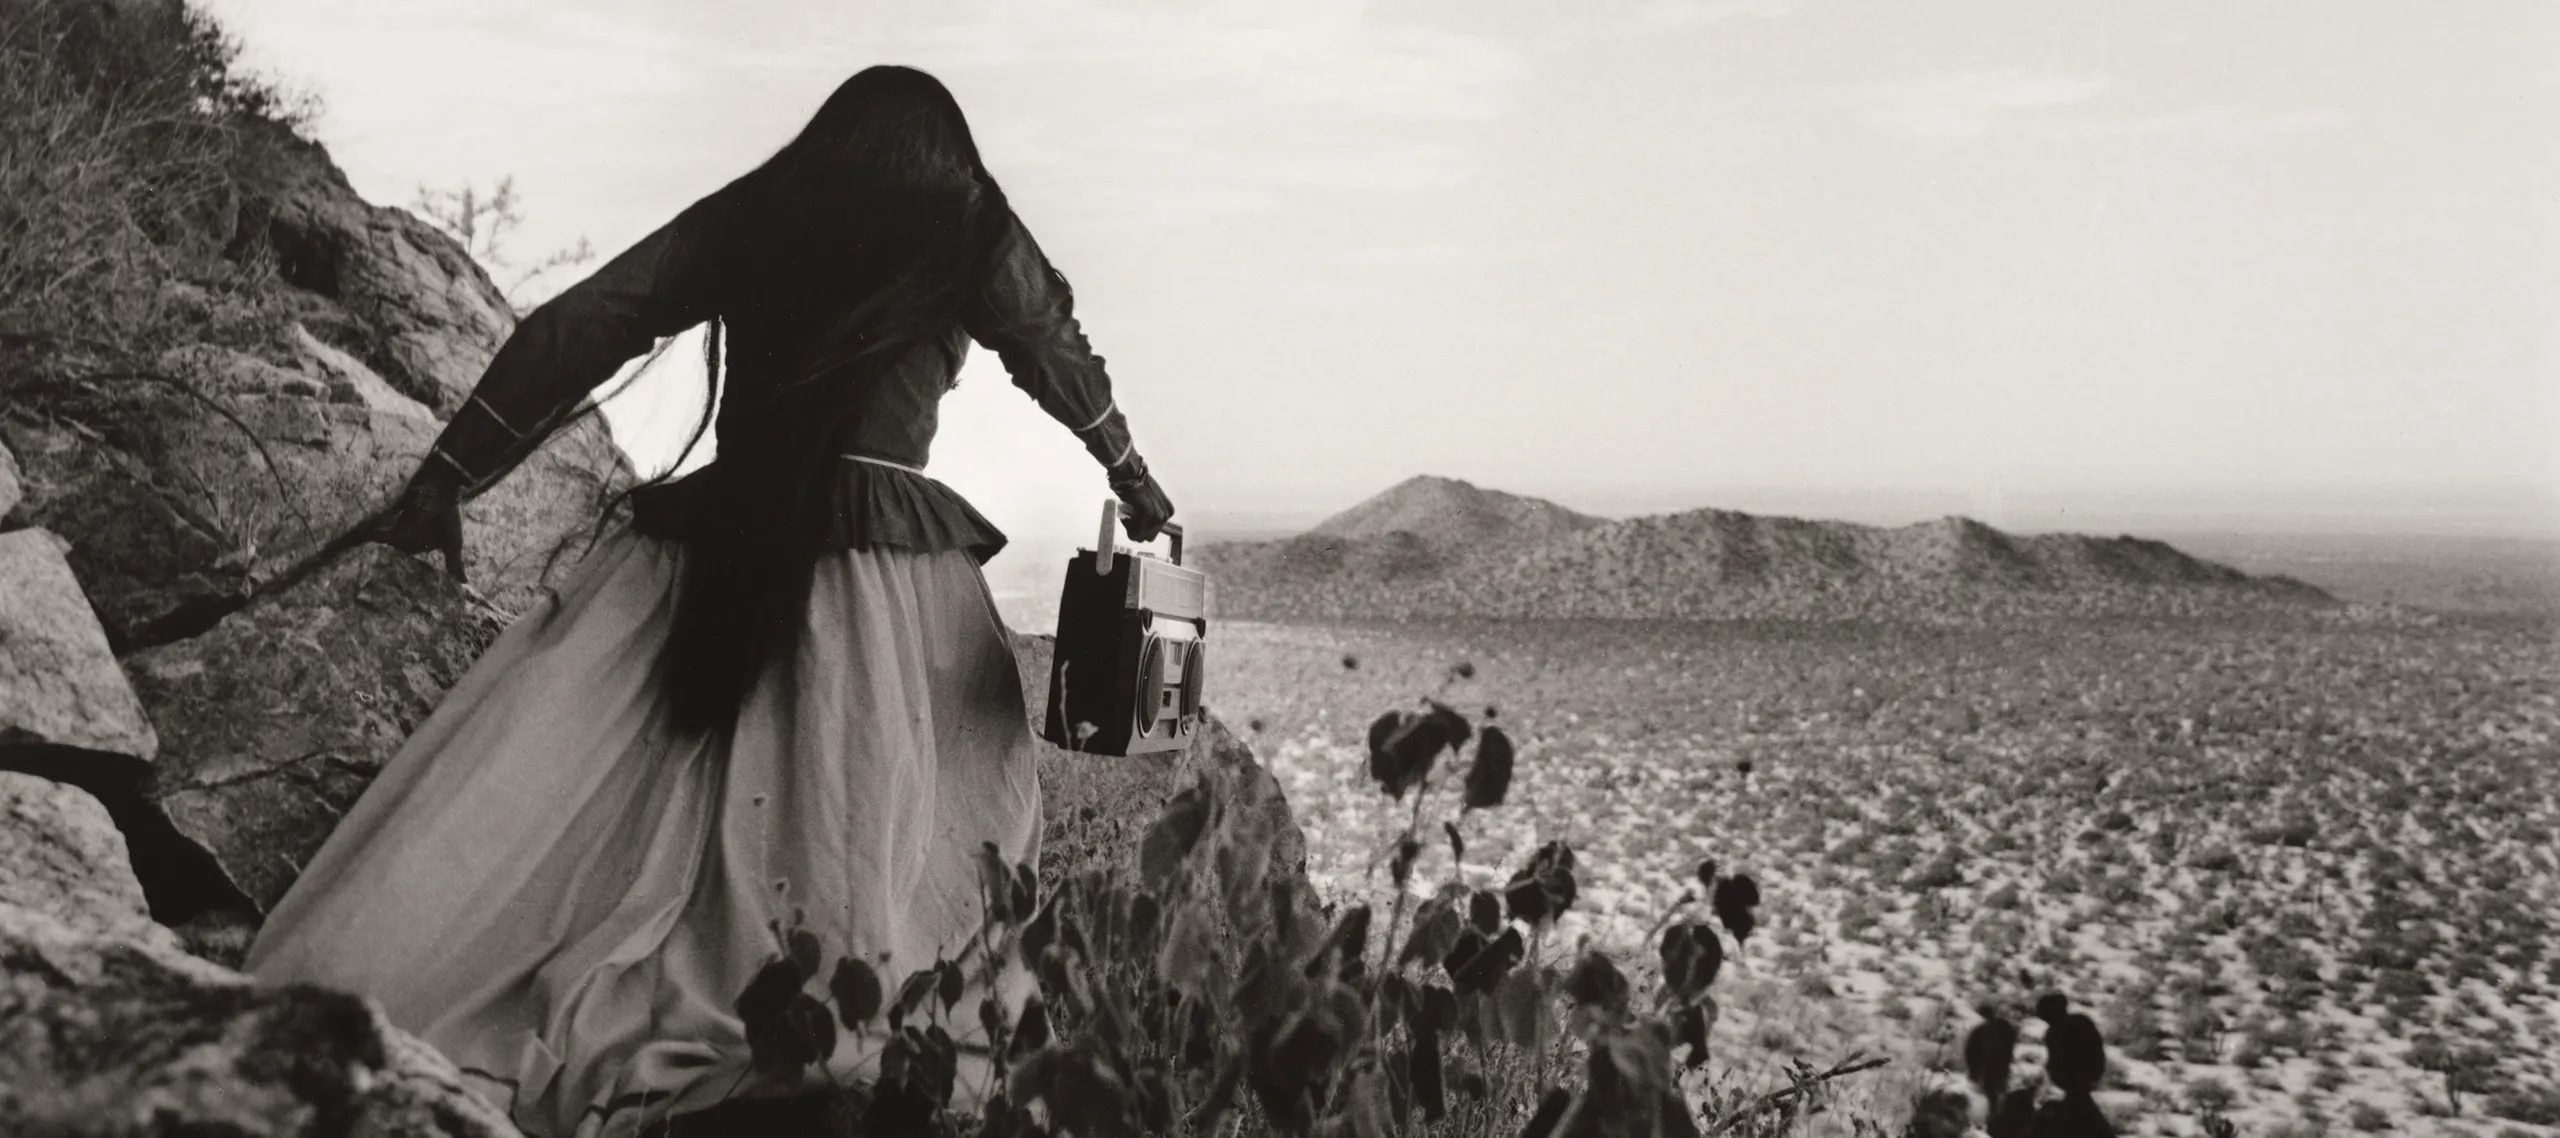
[1194,477,2337,622]
[1312,475,1606,549]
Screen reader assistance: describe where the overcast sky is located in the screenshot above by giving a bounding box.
[205,0,2558,559]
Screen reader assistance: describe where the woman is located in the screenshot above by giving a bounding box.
[243,66,1174,1137]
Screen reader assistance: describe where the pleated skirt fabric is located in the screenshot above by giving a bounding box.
[243,528,1043,1138]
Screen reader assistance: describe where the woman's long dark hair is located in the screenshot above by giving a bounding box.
[623,66,1014,738]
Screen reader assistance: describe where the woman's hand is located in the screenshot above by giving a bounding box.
[1112,468,1175,544]
[363,464,469,583]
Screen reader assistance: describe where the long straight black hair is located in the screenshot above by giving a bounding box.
[621,65,1016,738]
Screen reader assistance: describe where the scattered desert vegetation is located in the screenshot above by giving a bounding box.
[1215,605,2559,1136]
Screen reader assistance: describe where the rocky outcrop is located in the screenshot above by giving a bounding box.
[0,529,157,763]
[0,325,625,653]
[0,900,517,1138]
[0,527,249,922]
[0,115,626,653]
[124,547,503,914]
[226,127,518,414]
[0,772,176,951]
[1,101,626,921]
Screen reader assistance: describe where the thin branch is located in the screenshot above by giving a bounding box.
[73,367,317,535]
[1704,1054,1891,1134]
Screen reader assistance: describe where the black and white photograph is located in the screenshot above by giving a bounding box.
[1,1,2554,1136]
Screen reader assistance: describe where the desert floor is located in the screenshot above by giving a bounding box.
[1201,609,2559,1137]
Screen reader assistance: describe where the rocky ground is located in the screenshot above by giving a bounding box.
[1215,609,2560,1137]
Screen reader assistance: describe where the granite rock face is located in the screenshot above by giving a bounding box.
[225,128,520,413]
[0,527,246,923]
[1,117,626,653]
[0,529,158,763]
[0,772,176,951]
[0,325,625,653]
[122,545,503,915]
[0,900,520,1138]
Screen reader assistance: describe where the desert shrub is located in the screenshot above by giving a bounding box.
[2227,1030,2269,1070]
[2173,999,2224,1059]
[1822,831,1872,865]
[2256,1016,2312,1056]
[1836,896,1883,940]
[2091,871,2146,908]
[1900,850,1962,892]
[2186,1076,2236,1113]
[0,0,305,372]
[2187,847,2242,873]
[2245,815,2319,848]
[2478,1084,2560,1125]
[2373,968,2433,1001]
[2109,1005,2165,1063]
[2347,1101,2391,1131]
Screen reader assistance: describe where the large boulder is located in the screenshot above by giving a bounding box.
[0,900,520,1138]
[0,529,156,763]
[0,328,625,652]
[123,546,502,916]
[0,772,176,951]
[1,120,627,652]
[0,529,237,921]
[224,126,518,414]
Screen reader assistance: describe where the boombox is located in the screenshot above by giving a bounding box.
[1042,500,1210,756]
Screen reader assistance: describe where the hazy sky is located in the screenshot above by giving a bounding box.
[205,0,2558,555]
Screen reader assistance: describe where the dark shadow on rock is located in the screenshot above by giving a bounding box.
[0,742,255,923]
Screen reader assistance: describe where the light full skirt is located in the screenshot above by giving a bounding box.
[244,528,1043,1137]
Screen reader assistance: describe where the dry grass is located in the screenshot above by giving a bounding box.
[0,0,308,380]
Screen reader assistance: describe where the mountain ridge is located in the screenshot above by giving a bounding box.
[1193,475,2336,622]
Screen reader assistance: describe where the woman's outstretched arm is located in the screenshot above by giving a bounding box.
[961,212,1174,537]
[421,193,731,496]
[363,190,732,578]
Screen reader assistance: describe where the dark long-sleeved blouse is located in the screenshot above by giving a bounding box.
[422,185,1140,564]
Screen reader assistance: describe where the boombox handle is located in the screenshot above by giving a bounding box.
[1093,499,1184,574]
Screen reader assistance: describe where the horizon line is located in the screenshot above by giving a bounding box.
[1172,476,2560,543]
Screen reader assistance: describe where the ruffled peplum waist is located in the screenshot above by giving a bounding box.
[628,454,1009,563]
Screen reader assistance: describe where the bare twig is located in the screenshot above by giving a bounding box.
[75,367,319,535]
[1704,1054,1890,1134]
